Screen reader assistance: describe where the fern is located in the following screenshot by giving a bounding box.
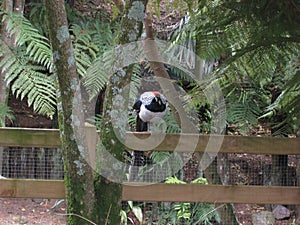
[84,48,114,99]
[12,71,57,115]
[1,9,116,117]
[3,12,52,70]
[260,55,300,135]
[0,102,14,127]
[27,2,49,36]
[70,23,99,77]
[169,0,300,136]
[0,10,57,117]
[0,39,56,116]
[163,176,220,225]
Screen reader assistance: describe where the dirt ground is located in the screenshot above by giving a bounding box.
[0,199,296,225]
[0,198,66,225]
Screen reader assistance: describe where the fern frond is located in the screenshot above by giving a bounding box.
[0,102,14,127]
[2,12,52,70]
[84,48,115,99]
[0,39,56,117]
[70,23,99,77]
[11,68,56,116]
[128,64,143,108]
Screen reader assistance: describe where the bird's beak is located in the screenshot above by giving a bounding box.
[155,96,161,105]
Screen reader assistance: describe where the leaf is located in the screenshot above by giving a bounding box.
[132,206,143,223]
[191,177,208,184]
[0,103,14,127]
[120,210,127,225]
[127,201,133,210]
[165,176,186,184]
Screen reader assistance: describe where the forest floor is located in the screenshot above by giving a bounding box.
[0,93,297,224]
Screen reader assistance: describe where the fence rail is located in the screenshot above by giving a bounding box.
[1,127,299,154]
[0,127,299,205]
[0,179,299,205]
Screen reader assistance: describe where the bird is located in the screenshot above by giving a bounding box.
[129,91,167,182]
[133,91,167,132]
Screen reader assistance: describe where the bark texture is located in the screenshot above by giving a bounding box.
[44,0,95,224]
[93,0,148,224]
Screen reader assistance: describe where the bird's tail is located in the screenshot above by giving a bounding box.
[136,115,148,132]
[128,116,149,181]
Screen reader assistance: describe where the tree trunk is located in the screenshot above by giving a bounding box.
[93,0,147,224]
[143,14,192,129]
[44,1,95,224]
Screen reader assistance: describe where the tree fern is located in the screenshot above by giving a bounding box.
[3,12,52,69]
[0,38,57,116]
[169,0,299,135]
[260,55,300,135]
[0,10,57,117]
[1,9,115,117]
[70,23,99,77]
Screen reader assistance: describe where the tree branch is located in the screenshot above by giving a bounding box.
[143,13,197,133]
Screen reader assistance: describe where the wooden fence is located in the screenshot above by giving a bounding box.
[0,127,299,205]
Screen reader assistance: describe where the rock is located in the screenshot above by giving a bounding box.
[272,205,291,220]
[252,211,275,225]
[13,216,28,224]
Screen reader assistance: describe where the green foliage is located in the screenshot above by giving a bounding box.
[70,23,99,77]
[27,2,49,36]
[120,201,143,225]
[3,12,52,69]
[225,85,265,135]
[0,102,14,127]
[0,4,115,117]
[171,0,300,135]
[84,48,114,99]
[260,55,300,135]
[151,176,220,225]
[0,12,56,116]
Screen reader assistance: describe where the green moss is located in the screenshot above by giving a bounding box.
[92,0,148,224]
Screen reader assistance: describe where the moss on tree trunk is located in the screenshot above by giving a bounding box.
[93,0,148,224]
[44,0,95,224]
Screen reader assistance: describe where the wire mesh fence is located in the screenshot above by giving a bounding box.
[0,147,297,186]
[122,152,299,224]
[0,146,298,224]
[126,151,298,186]
[0,147,63,180]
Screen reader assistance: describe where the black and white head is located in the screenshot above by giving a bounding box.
[133,91,167,123]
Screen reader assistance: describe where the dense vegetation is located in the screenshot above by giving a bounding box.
[0,0,299,224]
